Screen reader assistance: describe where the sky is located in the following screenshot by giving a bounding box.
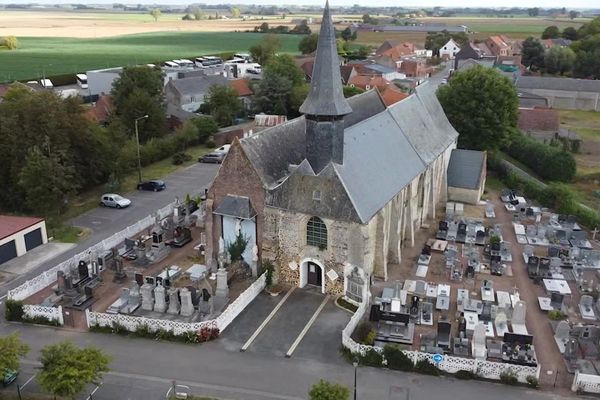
[1,1,598,9]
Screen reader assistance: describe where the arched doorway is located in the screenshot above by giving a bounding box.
[299,258,325,293]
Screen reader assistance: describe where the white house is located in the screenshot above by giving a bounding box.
[439,39,461,59]
[0,215,48,265]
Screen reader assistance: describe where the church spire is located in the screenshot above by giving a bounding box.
[299,1,352,117]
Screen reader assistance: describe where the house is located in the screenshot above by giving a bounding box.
[84,94,113,126]
[375,40,416,58]
[516,76,600,111]
[453,43,488,69]
[0,215,48,265]
[399,59,433,78]
[380,85,409,107]
[204,3,458,300]
[439,39,461,59]
[542,38,572,50]
[485,35,512,57]
[348,75,391,91]
[165,75,229,112]
[446,149,487,205]
[229,79,253,108]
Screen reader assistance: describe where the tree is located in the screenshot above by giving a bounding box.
[309,379,350,400]
[521,37,545,70]
[191,116,219,143]
[343,85,364,98]
[192,8,205,20]
[341,27,354,42]
[202,85,244,127]
[562,26,578,40]
[150,8,161,22]
[252,73,293,116]
[577,16,600,39]
[362,14,376,25]
[38,342,111,400]
[574,48,600,79]
[541,25,560,39]
[527,8,539,17]
[0,35,19,50]
[569,10,580,20]
[299,33,319,54]
[544,46,576,75]
[258,22,270,33]
[357,45,372,58]
[249,34,280,66]
[111,65,165,141]
[230,7,241,18]
[425,31,469,57]
[437,66,518,150]
[265,54,305,86]
[0,333,29,373]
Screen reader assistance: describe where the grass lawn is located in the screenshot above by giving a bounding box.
[0,31,302,81]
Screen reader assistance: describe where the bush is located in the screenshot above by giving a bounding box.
[414,359,440,376]
[22,315,59,326]
[383,345,413,371]
[500,369,518,385]
[455,370,477,380]
[358,348,383,367]
[364,330,377,346]
[354,321,373,343]
[548,310,565,320]
[263,260,274,286]
[205,139,216,148]
[335,297,358,313]
[526,375,538,388]
[338,346,355,363]
[172,152,192,165]
[5,299,24,321]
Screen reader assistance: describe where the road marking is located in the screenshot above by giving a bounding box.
[240,286,296,352]
[21,373,36,389]
[285,295,330,358]
[0,294,7,300]
[86,384,101,399]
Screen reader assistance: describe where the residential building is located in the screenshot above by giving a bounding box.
[165,75,229,112]
[348,75,391,91]
[516,76,600,111]
[380,85,409,107]
[485,35,512,57]
[398,59,433,78]
[301,60,357,85]
[84,94,113,126]
[375,40,416,58]
[204,3,458,300]
[0,216,47,265]
[439,39,461,59]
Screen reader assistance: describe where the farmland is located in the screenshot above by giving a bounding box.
[0,31,303,81]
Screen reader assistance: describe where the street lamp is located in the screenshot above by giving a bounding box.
[353,357,359,400]
[134,114,149,182]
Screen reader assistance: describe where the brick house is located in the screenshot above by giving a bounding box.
[204,2,457,301]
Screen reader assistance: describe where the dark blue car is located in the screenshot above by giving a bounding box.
[137,180,166,192]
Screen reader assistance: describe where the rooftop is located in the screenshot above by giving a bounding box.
[0,215,44,240]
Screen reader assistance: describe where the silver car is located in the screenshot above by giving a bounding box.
[100,193,131,209]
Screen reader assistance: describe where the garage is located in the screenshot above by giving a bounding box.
[0,215,47,265]
[24,228,43,251]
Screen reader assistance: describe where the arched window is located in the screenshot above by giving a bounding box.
[307,217,327,248]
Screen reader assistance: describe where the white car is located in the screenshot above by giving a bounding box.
[100,193,131,209]
[214,144,231,154]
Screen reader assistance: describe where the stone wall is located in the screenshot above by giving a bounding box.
[524,88,600,111]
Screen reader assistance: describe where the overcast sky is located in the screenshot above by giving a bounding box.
[2,1,597,9]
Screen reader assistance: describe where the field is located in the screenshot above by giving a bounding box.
[0,31,303,81]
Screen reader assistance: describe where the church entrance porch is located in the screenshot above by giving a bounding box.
[299,258,326,294]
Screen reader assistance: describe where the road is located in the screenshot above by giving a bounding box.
[0,162,219,298]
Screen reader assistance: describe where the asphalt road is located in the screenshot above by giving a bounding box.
[0,162,219,298]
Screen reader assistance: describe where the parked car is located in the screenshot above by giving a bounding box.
[100,193,132,208]
[137,180,166,192]
[198,153,225,164]
[214,144,231,154]
[247,68,261,75]
[2,369,18,387]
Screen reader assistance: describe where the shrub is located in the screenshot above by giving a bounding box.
[526,375,538,388]
[172,151,192,165]
[383,345,413,371]
[336,297,358,313]
[414,359,440,376]
[455,370,477,380]
[548,310,565,320]
[363,330,377,346]
[197,327,220,342]
[22,315,59,326]
[5,299,24,321]
[111,322,129,335]
[500,369,518,385]
[263,260,274,286]
[338,345,355,363]
[89,325,114,334]
[205,139,216,148]
[358,348,383,367]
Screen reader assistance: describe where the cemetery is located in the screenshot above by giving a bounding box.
[342,188,600,389]
[6,197,266,338]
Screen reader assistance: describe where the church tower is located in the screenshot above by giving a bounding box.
[299,1,352,173]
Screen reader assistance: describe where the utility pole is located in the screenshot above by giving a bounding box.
[134,114,149,182]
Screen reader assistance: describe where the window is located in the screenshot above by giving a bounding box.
[312,190,321,201]
[307,217,327,248]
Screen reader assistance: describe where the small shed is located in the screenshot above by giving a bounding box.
[447,149,487,205]
[0,215,48,265]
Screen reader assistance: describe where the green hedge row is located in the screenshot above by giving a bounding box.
[503,133,577,182]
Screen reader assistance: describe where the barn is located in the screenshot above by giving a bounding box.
[0,215,48,265]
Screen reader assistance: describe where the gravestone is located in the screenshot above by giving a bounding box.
[141,283,154,311]
[57,270,66,294]
[180,288,194,317]
[119,287,130,307]
[472,323,487,360]
[126,282,141,313]
[135,273,144,287]
[513,301,526,324]
[153,284,167,313]
[199,288,213,314]
[215,267,229,298]
[78,260,89,280]
[167,288,180,315]
[555,320,570,341]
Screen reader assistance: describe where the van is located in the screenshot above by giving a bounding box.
[39,79,53,89]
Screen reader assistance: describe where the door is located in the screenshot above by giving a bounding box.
[0,240,17,265]
[307,262,322,287]
[24,228,43,251]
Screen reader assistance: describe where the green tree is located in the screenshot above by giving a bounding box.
[252,73,293,116]
[0,35,19,50]
[437,66,518,150]
[299,33,319,54]
[230,7,241,18]
[249,34,280,66]
[202,85,244,127]
[527,8,539,17]
[544,46,576,75]
[0,333,29,373]
[569,10,580,20]
[111,65,165,141]
[521,37,545,70]
[577,16,600,38]
[265,54,305,86]
[192,8,205,20]
[191,116,219,143]
[341,27,354,41]
[309,379,350,400]
[343,85,365,98]
[562,26,578,40]
[38,342,111,400]
[574,48,600,79]
[150,8,161,22]
[541,25,560,39]
[357,45,372,58]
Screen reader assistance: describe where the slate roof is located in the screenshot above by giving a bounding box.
[516,76,600,93]
[447,149,486,190]
[213,195,257,219]
[166,75,229,96]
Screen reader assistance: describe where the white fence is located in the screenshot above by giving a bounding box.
[341,299,540,384]
[87,272,266,335]
[7,202,176,302]
[572,371,600,393]
[22,304,63,326]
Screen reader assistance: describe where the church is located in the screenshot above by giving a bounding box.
[205,2,459,304]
